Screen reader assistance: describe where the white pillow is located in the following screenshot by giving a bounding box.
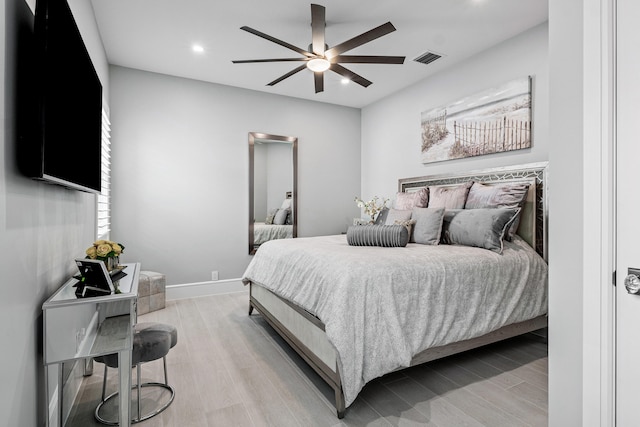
[274,208,290,225]
[280,199,292,210]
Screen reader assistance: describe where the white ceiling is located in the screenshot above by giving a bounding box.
[89,0,548,109]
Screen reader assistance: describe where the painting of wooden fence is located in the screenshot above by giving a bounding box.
[420,77,532,164]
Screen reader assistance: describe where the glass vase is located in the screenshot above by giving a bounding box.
[105,256,119,272]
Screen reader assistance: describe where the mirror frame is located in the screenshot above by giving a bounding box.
[249,132,298,255]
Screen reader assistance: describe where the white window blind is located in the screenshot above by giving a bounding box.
[96,107,111,240]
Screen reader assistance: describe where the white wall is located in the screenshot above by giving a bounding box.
[0,0,108,425]
[253,144,268,221]
[361,23,549,201]
[266,143,293,216]
[109,66,361,283]
[548,1,584,425]
[254,142,293,222]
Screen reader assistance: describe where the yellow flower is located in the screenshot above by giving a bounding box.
[86,239,125,260]
[86,246,97,259]
[96,244,113,257]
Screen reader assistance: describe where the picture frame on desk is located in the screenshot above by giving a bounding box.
[74,258,116,298]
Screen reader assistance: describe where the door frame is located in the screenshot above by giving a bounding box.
[583,0,616,424]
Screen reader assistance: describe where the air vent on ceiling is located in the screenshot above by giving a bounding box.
[414,51,443,65]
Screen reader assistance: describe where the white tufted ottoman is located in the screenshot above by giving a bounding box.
[137,271,166,315]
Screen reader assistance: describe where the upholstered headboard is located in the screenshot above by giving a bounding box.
[398,162,548,260]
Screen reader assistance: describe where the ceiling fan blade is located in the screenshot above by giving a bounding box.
[333,55,405,64]
[267,64,308,86]
[232,58,309,64]
[329,63,372,88]
[311,4,326,55]
[241,26,313,57]
[325,22,396,59]
[314,71,324,93]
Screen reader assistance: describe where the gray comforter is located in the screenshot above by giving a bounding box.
[241,234,548,407]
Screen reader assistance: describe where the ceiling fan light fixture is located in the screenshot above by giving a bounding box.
[307,58,330,72]
[233,4,405,93]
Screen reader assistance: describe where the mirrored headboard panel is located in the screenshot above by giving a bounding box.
[249,132,298,255]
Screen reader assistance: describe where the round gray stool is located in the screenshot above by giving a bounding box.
[94,322,178,425]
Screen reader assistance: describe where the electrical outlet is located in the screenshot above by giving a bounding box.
[211,271,219,281]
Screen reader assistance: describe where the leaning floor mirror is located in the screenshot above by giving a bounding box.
[249,132,298,255]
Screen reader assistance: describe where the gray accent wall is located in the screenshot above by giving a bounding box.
[108,66,361,283]
[1,0,108,425]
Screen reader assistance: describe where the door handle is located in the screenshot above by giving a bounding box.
[624,268,640,294]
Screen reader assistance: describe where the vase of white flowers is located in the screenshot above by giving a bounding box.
[354,195,389,224]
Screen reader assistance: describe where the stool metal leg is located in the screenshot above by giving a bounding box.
[163,356,168,384]
[95,359,175,425]
[101,364,108,402]
[137,364,142,422]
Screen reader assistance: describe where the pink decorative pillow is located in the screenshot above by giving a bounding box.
[394,187,429,210]
[428,182,473,209]
[465,181,530,240]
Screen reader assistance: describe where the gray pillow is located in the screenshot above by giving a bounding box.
[273,208,289,225]
[383,208,412,225]
[428,182,473,209]
[465,182,530,240]
[441,208,521,253]
[411,207,445,245]
[346,224,409,247]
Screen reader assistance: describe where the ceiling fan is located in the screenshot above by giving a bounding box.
[232,4,405,93]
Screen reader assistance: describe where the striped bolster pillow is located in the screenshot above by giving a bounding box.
[346,224,409,247]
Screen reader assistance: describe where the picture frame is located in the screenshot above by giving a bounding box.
[420,76,532,164]
[74,258,114,297]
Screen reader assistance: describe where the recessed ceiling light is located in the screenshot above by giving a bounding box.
[192,45,205,53]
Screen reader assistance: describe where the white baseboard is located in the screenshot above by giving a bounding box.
[166,278,246,300]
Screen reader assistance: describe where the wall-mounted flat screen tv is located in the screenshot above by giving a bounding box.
[25,0,103,193]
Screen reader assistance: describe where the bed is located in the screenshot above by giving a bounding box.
[251,193,295,252]
[242,162,548,418]
[253,222,293,245]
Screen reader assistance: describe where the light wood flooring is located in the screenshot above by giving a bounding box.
[67,290,547,427]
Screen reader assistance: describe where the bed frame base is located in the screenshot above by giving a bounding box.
[249,294,346,418]
[249,284,547,419]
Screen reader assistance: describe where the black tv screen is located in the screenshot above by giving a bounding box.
[28,0,103,193]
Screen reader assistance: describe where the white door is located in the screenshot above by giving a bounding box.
[616,1,640,425]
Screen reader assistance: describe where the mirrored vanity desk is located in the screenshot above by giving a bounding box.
[43,262,140,427]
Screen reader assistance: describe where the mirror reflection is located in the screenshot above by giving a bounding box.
[249,132,297,254]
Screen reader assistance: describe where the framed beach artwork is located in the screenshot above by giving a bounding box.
[420,76,532,164]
